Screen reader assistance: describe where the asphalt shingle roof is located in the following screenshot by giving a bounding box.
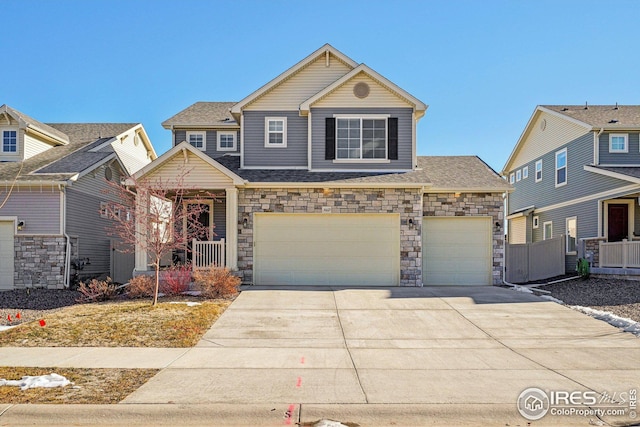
[0,124,135,183]
[589,165,640,180]
[162,102,237,128]
[213,155,510,191]
[543,105,640,128]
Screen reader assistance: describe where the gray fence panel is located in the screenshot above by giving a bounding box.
[506,237,565,283]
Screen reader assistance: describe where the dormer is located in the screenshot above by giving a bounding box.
[0,104,69,162]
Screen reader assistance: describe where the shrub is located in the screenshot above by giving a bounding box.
[576,258,590,279]
[192,267,240,299]
[161,263,193,295]
[127,275,154,299]
[76,277,117,303]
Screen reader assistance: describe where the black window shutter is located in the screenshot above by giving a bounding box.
[388,117,398,160]
[325,117,336,160]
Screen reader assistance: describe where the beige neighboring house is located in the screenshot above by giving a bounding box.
[0,104,157,289]
[132,44,511,287]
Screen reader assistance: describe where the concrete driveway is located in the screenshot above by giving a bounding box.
[122,285,640,425]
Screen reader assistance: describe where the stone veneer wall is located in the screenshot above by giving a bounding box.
[14,236,66,289]
[423,192,505,285]
[237,188,423,286]
[582,237,606,267]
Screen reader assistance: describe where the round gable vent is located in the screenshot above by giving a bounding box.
[104,166,113,181]
[353,82,370,99]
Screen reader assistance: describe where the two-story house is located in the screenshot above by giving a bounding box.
[0,105,157,290]
[132,44,511,287]
[503,104,640,275]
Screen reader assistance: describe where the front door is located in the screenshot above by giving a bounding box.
[608,204,628,242]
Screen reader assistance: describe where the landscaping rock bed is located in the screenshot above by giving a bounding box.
[0,289,79,327]
[540,277,640,323]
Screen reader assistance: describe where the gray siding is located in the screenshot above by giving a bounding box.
[598,132,640,165]
[243,111,307,167]
[0,189,61,234]
[66,165,127,280]
[213,196,226,240]
[508,133,630,213]
[174,129,240,158]
[311,107,413,170]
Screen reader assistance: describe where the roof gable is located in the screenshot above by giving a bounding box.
[130,141,245,188]
[300,64,427,115]
[0,104,69,145]
[231,44,358,114]
[502,106,592,173]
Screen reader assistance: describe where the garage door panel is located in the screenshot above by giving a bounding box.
[423,217,492,286]
[0,221,15,290]
[254,213,399,286]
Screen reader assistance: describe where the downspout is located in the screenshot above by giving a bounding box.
[61,184,71,289]
[594,128,604,165]
[502,192,518,286]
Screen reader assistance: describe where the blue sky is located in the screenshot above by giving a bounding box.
[3,0,640,172]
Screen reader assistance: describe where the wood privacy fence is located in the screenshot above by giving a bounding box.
[505,237,565,283]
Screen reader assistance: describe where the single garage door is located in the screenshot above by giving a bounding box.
[423,217,492,286]
[254,213,400,286]
[0,221,14,290]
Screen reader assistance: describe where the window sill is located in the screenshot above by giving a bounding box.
[566,251,577,255]
[264,145,288,149]
[332,159,391,164]
[217,147,237,152]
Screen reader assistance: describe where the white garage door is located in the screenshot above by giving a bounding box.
[423,217,492,286]
[254,213,400,286]
[0,221,15,290]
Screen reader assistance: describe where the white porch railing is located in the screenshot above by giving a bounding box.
[192,239,225,270]
[599,239,640,268]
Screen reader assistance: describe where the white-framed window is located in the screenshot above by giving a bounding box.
[510,173,515,184]
[265,117,287,147]
[522,166,529,179]
[516,170,522,182]
[609,133,628,153]
[2,129,18,153]
[555,148,567,187]
[535,159,542,182]
[566,216,577,254]
[186,131,206,150]
[543,221,553,240]
[533,216,539,229]
[100,202,109,219]
[336,116,387,160]
[217,131,236,151]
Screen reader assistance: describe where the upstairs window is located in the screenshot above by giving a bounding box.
[265,117,287,147]
[186,131,206,150]
[609,134,628,153]
[535,159,542,182]
[516,169,522,182]
[2,130,17,153]
[522,166,529,179]
[509,173,515,184]
[217,132,236,151]
[336,117,387,160]
[555,148,567,187]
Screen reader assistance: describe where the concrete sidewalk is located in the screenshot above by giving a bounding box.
[1,286,639,426]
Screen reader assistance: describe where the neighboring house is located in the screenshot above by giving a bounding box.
[0,105,157,290]
[503,104,640,274]
[134,44,511,287]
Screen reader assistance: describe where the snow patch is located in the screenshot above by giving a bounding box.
[169,301,201,307]
[0,325,16,332]
[571,306,640,337]
[540,295,564,304]
[0,373,71,390]
[313,420,349,427]
[511,285,533,294]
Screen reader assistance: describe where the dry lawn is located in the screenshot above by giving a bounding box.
[0,367,158,404]
[0,298,232,347]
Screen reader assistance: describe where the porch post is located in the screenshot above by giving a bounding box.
[134,189,149,272]
[225,187,239,270]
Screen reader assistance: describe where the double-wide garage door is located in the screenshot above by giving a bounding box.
[254,213,400,286]
[423,217,492,286]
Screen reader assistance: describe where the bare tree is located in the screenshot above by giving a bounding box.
[103,169,212,306]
